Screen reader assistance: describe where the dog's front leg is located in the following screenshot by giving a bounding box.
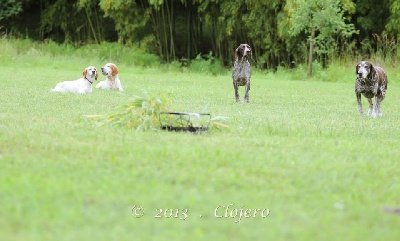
[367,98,374,116]
[372,96,382,117]
[244,79,250,103]
[356,92,364,115]
[233,81,240,102]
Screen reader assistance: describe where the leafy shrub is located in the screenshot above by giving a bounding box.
[324,63,353,82]
[312,60,328,81]
[0,38,16,64]
[86,92,229,132]
[190,52,228,76]
[0,1,23,21]
[94,93,171,131]
[166,61,183,72]
[74,42,161,68]
[0,38,162,68]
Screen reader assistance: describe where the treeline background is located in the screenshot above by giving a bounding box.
[1,0,400,70]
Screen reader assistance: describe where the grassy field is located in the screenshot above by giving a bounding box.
[1,41,400,240]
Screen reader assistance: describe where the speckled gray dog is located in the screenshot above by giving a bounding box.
[232,44,251,103]
[355,61,388,117]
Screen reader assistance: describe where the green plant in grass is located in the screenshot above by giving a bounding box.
[86,92,229,132]
[209,115,230,131]
[100,93,171,131]
[190,52,228,76]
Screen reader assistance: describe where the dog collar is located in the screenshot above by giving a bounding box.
[84,77,93,84]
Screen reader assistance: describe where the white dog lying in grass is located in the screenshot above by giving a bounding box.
[51,66,98,94]
[95,63,124,92]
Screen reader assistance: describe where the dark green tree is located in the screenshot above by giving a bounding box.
[0,0,23,21]
[354,0,390,39]
[386,0,400,38]
[285,0,358,76]
[40,0,106,43]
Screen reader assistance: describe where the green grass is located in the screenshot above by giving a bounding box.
[1,40,400,241]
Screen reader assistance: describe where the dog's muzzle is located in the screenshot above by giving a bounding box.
[243,48,251,57]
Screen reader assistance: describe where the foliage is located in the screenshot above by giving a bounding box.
[4,0,400,70]
[78,42,161,68]
[98,0,152,44]
[40,0,106,43]
[386,0,400,38]
[190,52,228,76]
[88,92,229,132]
[241,1,288,68]
[356,0,390,38]
[286,0,358,55]
[209,115,230,131]
[0,37,162,68]
[373,32,398,62]
[196,0,290,68]
[0,0,22,21]
[283,0,358,76]
[90,93,171,131]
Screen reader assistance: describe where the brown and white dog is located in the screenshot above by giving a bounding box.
[50,66,98,94]
[232,44,252,102]
[95,63,124,91]
[355,61,388,117]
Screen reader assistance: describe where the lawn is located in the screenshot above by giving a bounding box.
[0,50,400,240]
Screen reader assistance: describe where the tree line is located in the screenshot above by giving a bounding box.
[1,0,399,70]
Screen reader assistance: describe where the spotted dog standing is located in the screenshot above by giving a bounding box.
[232,44,252,103]
[355,61,388,117]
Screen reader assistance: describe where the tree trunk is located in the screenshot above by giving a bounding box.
[161,5,169,62]
[307,28,315,77]
[84,7,98,44]
[186,6,191,60]
[166,0,175,61]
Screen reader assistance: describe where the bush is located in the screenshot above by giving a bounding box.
[86,92,229,132]
[190,52,228,76]
[91,93,171,131]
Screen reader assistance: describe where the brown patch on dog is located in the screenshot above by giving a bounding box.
[110,64,119,76]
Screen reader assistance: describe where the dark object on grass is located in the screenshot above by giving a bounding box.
[159,112,211,133]
[383,207,400,216]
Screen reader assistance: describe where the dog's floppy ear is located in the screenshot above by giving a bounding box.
[235,46,240,61]
[236,45,244,61]
[355,64,359,75]
[82,68,87,77]
[110,64,119,76]
[247,44,252,59]
[95,68,98,80]
[369,62,375,79]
